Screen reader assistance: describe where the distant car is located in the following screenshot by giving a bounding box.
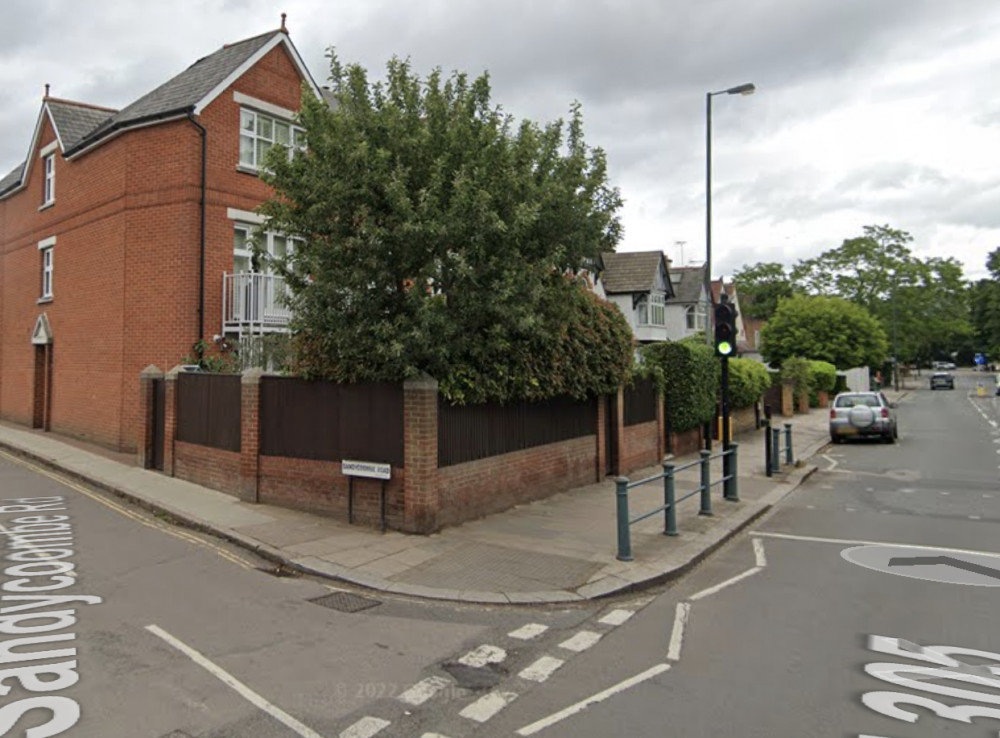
[931,361,957,371]
[996,374,1000,396]
[829,391,898,444]
[930,372,955,390]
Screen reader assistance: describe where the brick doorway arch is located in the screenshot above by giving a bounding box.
[31,314,53,431]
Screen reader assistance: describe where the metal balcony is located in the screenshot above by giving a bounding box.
[222,272,293,334]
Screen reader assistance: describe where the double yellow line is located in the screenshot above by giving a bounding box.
[0,449,255,570]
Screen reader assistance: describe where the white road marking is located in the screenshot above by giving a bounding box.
[508,623,549,640]
[559,631,602,652]
[420,734,453,738]
[753,530,1000,559]
[752,538,767,567]
[899,487,915,493]
[339,716,391,738]
[689,567,762,601]
[970,515,982,520]
[460,691,518,722]
[0,523,79,578]
[515,663,670,736]
[145,624,325,738]
[846,507,857,512]
[666,602,691,661]
[519,655,565,682]
[458,645,506,667]
[806,505,816,509]
[940,491,951,496]
[598,609,634,626]
[880,510,890,514]
[985,494,994,499]
[398,676,452,706]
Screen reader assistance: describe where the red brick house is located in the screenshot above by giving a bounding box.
[0,24,321,452]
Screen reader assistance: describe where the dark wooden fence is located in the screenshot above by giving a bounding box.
[623,377,658,426]
[176,373,241,452]
[439,396,596,467]
[259,377,404,467]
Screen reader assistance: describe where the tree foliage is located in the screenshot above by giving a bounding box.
[728,357,772,410]
[258,52,633,402]
[730,262,795,320]
[970,247,1000,361]
[760,295,888,369]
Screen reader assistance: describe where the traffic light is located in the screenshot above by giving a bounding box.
[714,301,737,357]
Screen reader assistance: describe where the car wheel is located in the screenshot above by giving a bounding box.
[831,435,842,444]
[884,432,895,444]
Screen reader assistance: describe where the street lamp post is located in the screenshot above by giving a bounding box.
[704,82,755,346]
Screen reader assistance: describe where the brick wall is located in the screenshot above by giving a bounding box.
[1,42,307,453]
[620,420,660,475]
[174,441,240,497]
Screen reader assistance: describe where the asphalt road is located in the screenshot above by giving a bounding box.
[473,371,1000,738]
[0,449,623,738]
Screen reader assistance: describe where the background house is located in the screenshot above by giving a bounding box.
[597,251,675,344]
[0,23,319,452]
[666,265,710,342]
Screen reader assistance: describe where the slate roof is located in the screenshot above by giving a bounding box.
[46,100,116,151]
[72,31,282,155]
[0,164,23,196]
[669,266,707,304]
[600,251,668,293]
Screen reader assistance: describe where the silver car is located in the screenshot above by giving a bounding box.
[829,391,898,444]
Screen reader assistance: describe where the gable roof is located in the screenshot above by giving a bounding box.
[668,266,708,305]
[600,251,671,294]
[2,28,322,197]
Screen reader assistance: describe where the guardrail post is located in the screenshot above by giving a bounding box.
[785,423,794,465]
[764,418,773,477]
[698,450,713,516]
[615,477,633,561]
[771,426,781,472]
[724,443,739,501]
[663,461,678,536]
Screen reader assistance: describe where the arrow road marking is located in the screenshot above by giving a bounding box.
[888,555,1000,581]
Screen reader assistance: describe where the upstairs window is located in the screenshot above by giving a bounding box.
[686,304,707,331]
[42,153,55,206]
[38,237,55,300]
[637,293,666,326]
[239,109,305,171]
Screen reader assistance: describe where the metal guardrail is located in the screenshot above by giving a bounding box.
[614,444,739,562]
[764,420,794,477]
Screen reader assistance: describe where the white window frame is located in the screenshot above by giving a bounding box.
[38,236,56,300]
[636,292,666,327]
[233,224,301,273]
[686,304,707,331]
[238,107,305,172]
[42,153,55,206]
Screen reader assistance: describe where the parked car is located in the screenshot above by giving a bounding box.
[930,372,955,390]
[931,361,957,371]
[996,374,1000,396]
[829,391,898,444]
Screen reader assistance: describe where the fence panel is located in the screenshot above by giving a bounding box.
[439,396,596,467]
[176,373,241,452]
[260,377,403,466]
[623,377,658,426]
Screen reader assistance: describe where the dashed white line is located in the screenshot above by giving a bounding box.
[339,716,391,738]
[519,655,565,682]
[970,515,983,520]
[940,491,951,496]
[985,494,994,499]
[846,507,857,512]
[420,733,453,738]
[753,530,1000,559]
[508,623,549,640]
[145,624,325,738]
[598,609,634,626]
[398,676,452,706]
[689,567,762,601]
[515,664,671,736]
[666,602,691,661]
[460,691,518,722]
[752,538,767,567]
[559,631,602,652]
[458,645,506,667]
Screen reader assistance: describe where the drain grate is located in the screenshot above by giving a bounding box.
[309,591,382,613]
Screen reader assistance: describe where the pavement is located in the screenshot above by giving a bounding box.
[0,395,903,605]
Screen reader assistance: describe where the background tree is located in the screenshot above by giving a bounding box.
[730,261,795,320]
[259,53,633,403]
[760,295,888,369]
[970,247,1000,361]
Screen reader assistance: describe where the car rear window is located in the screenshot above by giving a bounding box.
[835,394,880,408]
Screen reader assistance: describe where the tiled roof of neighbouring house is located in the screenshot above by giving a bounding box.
[600,251,668,293]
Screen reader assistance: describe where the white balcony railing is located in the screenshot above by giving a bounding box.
[222,272,293,333]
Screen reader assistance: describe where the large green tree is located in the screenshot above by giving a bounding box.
[970,247,1000,360]
[258,53,633,403]
[760,295,888,369]
[730,261,795,320]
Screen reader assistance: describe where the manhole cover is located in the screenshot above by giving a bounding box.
[309,591,381,613]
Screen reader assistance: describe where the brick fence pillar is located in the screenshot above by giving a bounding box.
[137,365,163,469]
[656,388,666,460]
[403,375,439,534]
[781,382,795,418]
[239,368,265,503]
[163,366,182,476]
[613,386,626,476]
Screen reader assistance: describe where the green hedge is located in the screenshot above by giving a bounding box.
[729,358,772,410]
[809,360,837,393]
[640,339,717,432]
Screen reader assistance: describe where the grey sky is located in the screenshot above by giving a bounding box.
[3,0,999,279]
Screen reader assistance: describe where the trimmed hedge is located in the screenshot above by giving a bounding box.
[640,339,717,432]
[729,358,772,410]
